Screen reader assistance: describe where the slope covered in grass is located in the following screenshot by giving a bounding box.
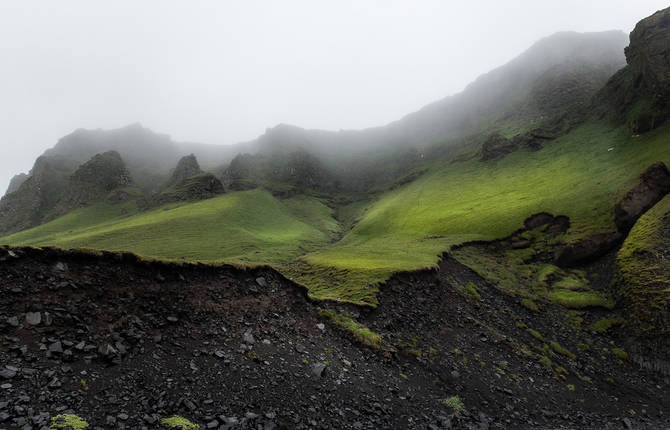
[1,189,338,266]
[290,122,670,304]
[3,122,670,306]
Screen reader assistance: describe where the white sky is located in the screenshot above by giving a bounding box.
[0,0,667,192]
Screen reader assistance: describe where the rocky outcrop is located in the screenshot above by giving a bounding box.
[168,154,203,186]
[523,212,570,233]
[70,151,132,191]
[480,134,519,161]
[221,149,333,195]
[614,162,670,233]
[480,129,556,162]
[554,232,623,267]
[55,151,134,214]
[596,7,670,132]
[0,156,76,234]
[153,173,224,205]
[5,173,29,196]
[625,8,670,100]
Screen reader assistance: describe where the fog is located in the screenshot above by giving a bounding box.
[1,0,667,193]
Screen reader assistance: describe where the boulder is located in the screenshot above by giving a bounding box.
[169,154,203,185]
[554,232,622,267]
[480,134,518,161]
[625,8,670,99]
[614,162,670,232]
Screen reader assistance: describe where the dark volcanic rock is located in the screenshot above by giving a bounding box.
[554,232,622,266]
[54,151,135,216]
[169,154,203,186]
[480,134,518,161]
[596,7,670,132]
[4,173,29,196]
[626,7,670,101]
[614,162,670,233]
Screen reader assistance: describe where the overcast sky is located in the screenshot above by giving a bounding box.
[0,0,667,193]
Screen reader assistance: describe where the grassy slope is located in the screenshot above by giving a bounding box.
[2,121,670,306]
[291,122,670,304]
[1,189,338,266]
[615,194,670,335]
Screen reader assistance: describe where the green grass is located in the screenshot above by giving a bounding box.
[2,189,336,266]
[295,122,670,303]
[442,396,465,413]
[615,194,670,336]
[549,341,576,360]
[612,348,629,361]
[3,121,670,306]
[50,414,89,429]
[590,317,621,333]
[549,289,615,309]
[160,416,200,429]
[319,309,382,349]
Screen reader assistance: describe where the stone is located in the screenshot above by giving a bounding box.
[7,316,19,327]
[614,162,670,232]
[554,232,622,267]
[0,369,16,379]
[480,133,518,161]
[311,363,327,377]
[255,277,267,287]
[167,316,178,323]
[243,329,255,345]
[25,312,41,326]
[48,341,63,354]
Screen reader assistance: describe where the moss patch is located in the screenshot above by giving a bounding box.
[319,309,382,349]
[161,416,200,429]
[50,414,89,430]
[549,289,615,309]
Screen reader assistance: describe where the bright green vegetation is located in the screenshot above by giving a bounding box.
[528,329,544,342]
[567,384,576,392]
[615,194,670,336]
[458,282,481,302]
[590,317,621,333]
[538,356,552,367]
[1,189,338,266]
[549,290,615,310]
[319,309,382,349]
[442,396,465,413]
[612,348,629,361]
[50,414,89,430]
[3,122,670,305]
[549,341,576,360]
[521,299,539,312]
[161,416,200,429]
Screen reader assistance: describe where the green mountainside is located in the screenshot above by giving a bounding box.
[2,7,670,365]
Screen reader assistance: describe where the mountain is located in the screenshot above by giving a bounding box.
[2,7,670,428]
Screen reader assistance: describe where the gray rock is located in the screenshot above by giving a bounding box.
[167,316,178,323]
[206,420,219,429]
[53,262,67,272]
[25,312,41,326]
[7,316,19,327]
[316,323,325,331]
[255,277,267,287]
[0,369,16,379]
[42,312,53,326]
[98,343,117,358]
[311,363,327,377]
[48,341,63,354]
[243,329,255,345]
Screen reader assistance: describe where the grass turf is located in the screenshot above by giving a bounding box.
[2,121,670,306]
